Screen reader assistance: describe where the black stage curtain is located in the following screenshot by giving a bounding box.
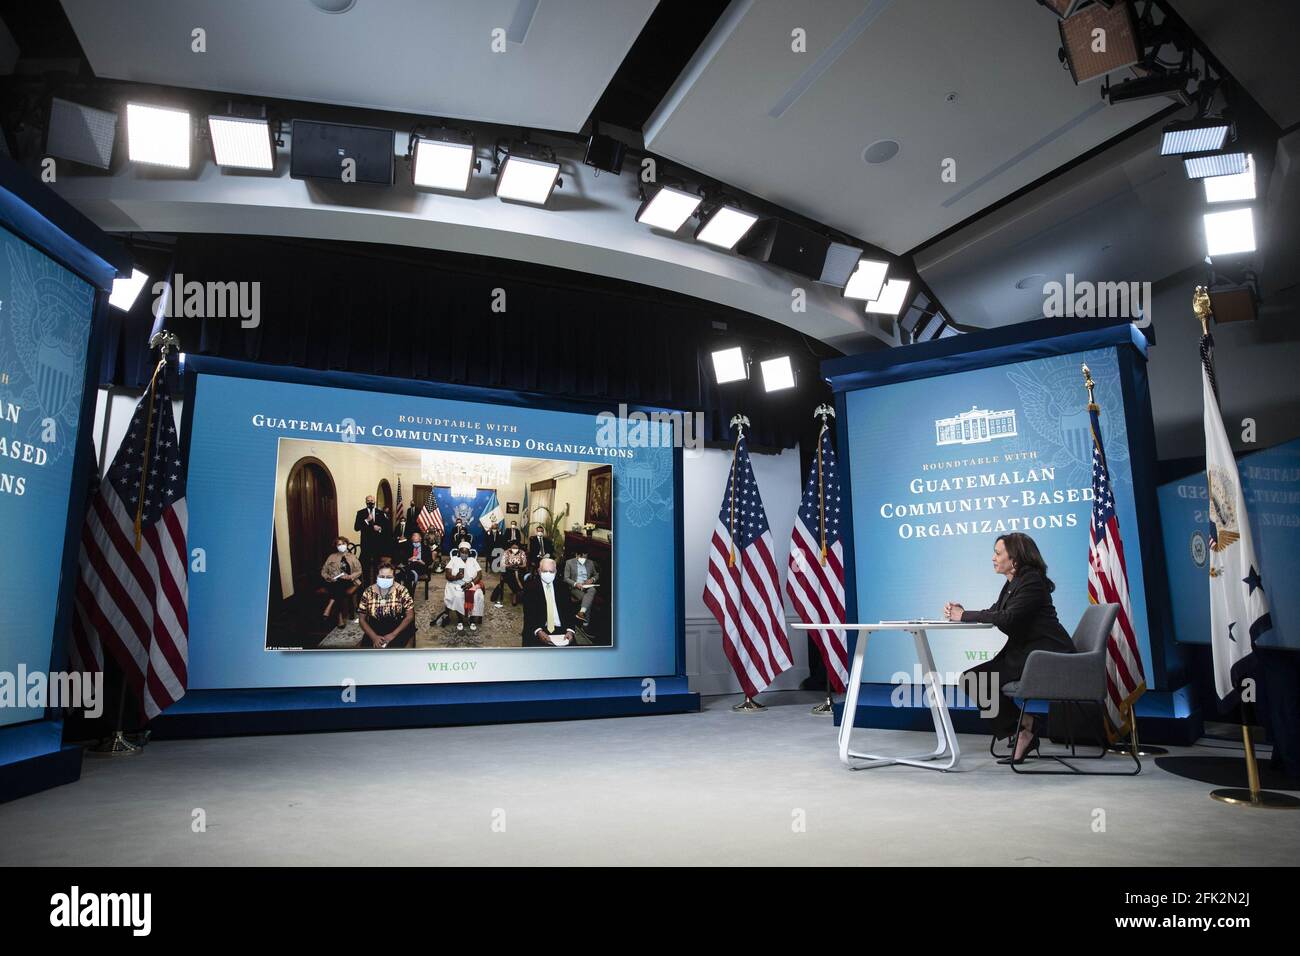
[100,236,840,450]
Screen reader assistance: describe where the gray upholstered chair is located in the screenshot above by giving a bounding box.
[1000,602,1142,775]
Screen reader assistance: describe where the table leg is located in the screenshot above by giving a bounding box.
[838,628,868,766]
[840,628,962,772]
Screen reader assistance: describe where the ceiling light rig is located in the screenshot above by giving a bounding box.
[207,103,280,171]
[408,125,480,192]
[635,182,702,233]
[492,138,563,205]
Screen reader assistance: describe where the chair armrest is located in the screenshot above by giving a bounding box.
[1018,648,1107,701]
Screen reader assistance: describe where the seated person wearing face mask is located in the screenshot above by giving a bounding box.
[492,540,529,607]
[356,561,415,648]
[397,531,431,591]
[563,545,600,624]
[521,557,578,647]
[444,542,484,633]
[320,536,363,629]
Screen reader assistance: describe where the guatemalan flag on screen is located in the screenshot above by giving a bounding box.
[703,434,792,697]
[479,490,504,530]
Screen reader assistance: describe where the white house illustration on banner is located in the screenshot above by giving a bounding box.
[935,406,1018,445]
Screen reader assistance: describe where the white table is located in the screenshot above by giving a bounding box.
[793,622,992,772]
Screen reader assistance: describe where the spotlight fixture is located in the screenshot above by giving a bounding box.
[411,129,479,191]
[819,242,863,287]
[1184,150,1250,180]
[695,204,759,249]
[842,257,889,302]
[1207,282,1259,323]
[760,356,796,392]
[1160,118,1231,156]
[1204,154,1255,203]
[46,97,117,169]
[864,278,912,316]
[208,108,276,171]
[126,102,192,168]
[1104,71,1193,106]
[493,142,561,205]
[108,268,150,311]
[1060,1,1140,85]
[636,184,702,233]
[711,346,748,384]
[1203,207,1255,257]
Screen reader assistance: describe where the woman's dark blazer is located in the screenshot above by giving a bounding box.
[959,569,1074,678]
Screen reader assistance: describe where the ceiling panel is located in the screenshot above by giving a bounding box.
[59,0,658,133]
[644,0,1170,255]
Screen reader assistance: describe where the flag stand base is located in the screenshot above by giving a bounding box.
[1108,744,1167,756]
[1208,724,1300,808]
[732,696,765,712]
[85,731,142,757]
[811,694,833,715]
[1210,788,1300,809]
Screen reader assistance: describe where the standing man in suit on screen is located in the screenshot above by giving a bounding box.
[521,557,577,647]
[354,494,393,584]
[527,523,554,568]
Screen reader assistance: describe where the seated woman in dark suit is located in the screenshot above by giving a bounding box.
[945,532,1074,764]
[320,536,363,629]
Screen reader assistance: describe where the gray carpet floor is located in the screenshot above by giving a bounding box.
[1,692,1296,866]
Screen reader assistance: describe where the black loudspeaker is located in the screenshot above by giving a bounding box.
[290,119,394,185]
[735,218,831,280]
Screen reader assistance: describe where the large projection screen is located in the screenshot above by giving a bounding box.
[842,344,1154,685]
[183,366,679,690]
[0,225,97,727]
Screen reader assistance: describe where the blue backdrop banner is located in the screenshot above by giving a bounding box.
[842,345,1154,684]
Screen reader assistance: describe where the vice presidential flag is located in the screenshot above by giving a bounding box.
[787,423,848,693]
[480,489,504,530]
[703,434,793,697]
[1086,396,1145,739]
[70,360,189,720]
[1200,328,1271,704]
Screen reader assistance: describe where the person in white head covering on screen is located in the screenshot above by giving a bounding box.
[444,541,484,633]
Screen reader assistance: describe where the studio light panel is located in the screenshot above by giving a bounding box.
[496,154,560,204]
[208,115,275,170]
[126,103,191,169]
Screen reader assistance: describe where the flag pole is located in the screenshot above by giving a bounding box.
[1192,289,1300,809]
[811,403,837,715]
[1083,365,1165,757]
[87,331,179,756]
[728,413,765,713]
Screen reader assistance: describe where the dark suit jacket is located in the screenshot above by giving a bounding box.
[520,576,577,647]
[354,507,393,556]
[960,569,1074,678]
[449,525,473,548]
[398,539,431,568]
[527,534,554,566]
[505,527,524,547]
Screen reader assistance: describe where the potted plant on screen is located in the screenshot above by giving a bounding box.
[533,503,571,565]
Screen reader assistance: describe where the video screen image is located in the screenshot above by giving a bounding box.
[265,437,614,651]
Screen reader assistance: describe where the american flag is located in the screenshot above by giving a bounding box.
[1086,398,1146,740]
[417,493,444,539]
[70,361,188,720]
[703,434,793,697]
[787,423,848,692]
